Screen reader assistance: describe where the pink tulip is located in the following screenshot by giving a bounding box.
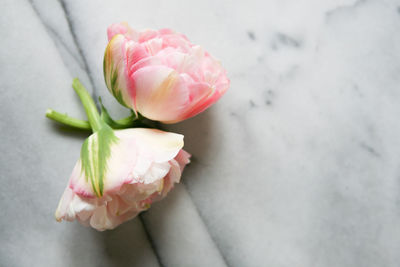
[55,128,190,231]
[104,22,229,123]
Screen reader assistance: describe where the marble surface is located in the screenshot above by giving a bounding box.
[1,0,400,266]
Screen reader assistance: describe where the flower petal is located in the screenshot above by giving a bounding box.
[104,34,135,108]
[175,149,192,172]
[132,66,189,122]
[117,128,184,162]
[107,22,138,41]
[55,187,75,222]
[90,206,114,231]
[69,160,94,197]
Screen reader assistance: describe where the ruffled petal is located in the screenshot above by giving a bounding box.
[107,22,138,41]
[69,160,94,197]
[55,187,75,222]
[117,128,184,163]
[132,66,189,122]
[56,128,189,231]
[130,56,163,76]
[142,161,171,184]
[104,34,135,108]
[138,29,158,42]
[90,206,114,231]
[175,149,191,172]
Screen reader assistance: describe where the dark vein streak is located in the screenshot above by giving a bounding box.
[139,214,165,267]
[27,0,84,69]
[58,0,98,104]
[45,26,85,68]
[325,0,367,18]
[360,142,380,158]
[181,182,231,267]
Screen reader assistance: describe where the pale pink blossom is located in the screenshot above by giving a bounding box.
[55,128,190,231]
[104,22,229,123]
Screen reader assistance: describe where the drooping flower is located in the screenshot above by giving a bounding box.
[104,22,229,123]
[55,127,190,231]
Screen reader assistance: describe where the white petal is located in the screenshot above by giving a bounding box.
[143,161,171,184]
[116,128,184,163]
[90,206,113,231]
[55,187,75,222]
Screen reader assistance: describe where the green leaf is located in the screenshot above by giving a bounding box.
[80,123,119,197]
[103,38,128,108]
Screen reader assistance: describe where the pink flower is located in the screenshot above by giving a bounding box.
[55,128,190,231]
[104,22,229,123]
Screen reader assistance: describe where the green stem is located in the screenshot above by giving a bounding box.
[72,78,102,132]
[46,109,91,130]
[99,99,138,129]
[102,113,138,129]
[117,115,136,126]
[46,109,139,130]
[116,116,139,127]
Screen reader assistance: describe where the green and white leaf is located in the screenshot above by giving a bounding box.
[80,123,119,197]
[103,34,131,108]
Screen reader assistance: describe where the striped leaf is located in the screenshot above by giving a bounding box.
[80,124,119,197]
[103,34,130,108]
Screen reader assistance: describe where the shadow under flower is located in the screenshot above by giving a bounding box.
[66,218,160,267]
[46,120,90,140]
[165,108,217,184]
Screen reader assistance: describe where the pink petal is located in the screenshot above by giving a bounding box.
[175,149,191,172]
[138,29,158,42]
[132,66,189,122]
[69,160,95,198]
[107,22,138,41]
[104,34,134,108]
[90,206,113,231]
[129,56,163,75]
[55,187,75,221]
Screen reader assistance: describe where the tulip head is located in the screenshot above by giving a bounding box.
[104,22,229,123]
[55,127,190,230]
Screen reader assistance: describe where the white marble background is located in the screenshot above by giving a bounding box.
[1,0,400,266]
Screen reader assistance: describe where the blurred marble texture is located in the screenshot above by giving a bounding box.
[1,0,400,266]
